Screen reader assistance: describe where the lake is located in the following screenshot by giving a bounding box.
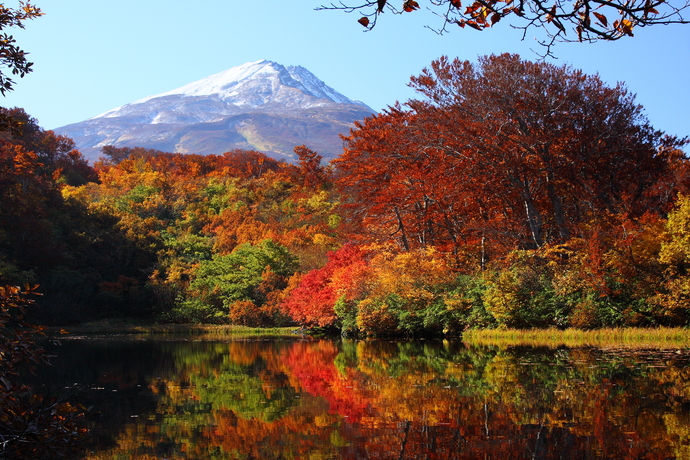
[32,335,690,459]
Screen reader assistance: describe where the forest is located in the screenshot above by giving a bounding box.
[1,54,690,338]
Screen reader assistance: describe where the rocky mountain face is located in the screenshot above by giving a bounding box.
[55,60,375,162]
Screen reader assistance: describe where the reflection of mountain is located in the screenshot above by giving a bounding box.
[54,60,375,162]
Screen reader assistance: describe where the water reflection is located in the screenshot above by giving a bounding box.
[34,338,690,459]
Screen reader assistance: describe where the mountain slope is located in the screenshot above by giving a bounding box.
[55,60,374,162]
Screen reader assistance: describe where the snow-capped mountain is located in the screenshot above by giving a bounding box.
[55,60,374,162]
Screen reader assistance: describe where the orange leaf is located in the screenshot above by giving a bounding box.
[465,3,481,14]
[358,16,370,27]
[403,0,420,12]
[466,20,483,30]
[592,11,608,27]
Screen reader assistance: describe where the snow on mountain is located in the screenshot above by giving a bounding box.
[95,60,370,120]
[56,60,375,162]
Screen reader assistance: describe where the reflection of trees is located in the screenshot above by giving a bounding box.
[80,339,690,459]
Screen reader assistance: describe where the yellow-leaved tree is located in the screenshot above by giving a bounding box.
[654,194,690,323]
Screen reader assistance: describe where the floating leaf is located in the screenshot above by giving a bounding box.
[358,16,370,27]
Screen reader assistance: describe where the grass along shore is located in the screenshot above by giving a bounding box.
[46,320,302,339]
[462,327,690,348]
[46,321,690,348]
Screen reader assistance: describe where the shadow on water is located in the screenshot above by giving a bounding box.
[27,336,690,459]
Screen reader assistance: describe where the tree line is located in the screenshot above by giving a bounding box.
[0,54,688,338]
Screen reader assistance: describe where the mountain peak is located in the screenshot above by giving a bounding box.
[94,60,368,119]
[137,60,281,102]
[58,61,375,163]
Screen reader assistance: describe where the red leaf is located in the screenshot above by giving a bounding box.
[358,16,370,27]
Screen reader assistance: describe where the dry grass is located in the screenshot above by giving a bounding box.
[46,320,301,339]
[462,327,690,349]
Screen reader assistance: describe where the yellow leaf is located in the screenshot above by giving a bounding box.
[620,18,634,36]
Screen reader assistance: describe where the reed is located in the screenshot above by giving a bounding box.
[462,327,690,348]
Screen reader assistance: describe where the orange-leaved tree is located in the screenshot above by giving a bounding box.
[336,54,687,264]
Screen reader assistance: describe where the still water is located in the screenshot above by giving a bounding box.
[34,336,690,459]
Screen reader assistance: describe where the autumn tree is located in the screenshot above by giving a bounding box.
[0,108,99,275]
[174,240,298,324]
[336,54,687,263]
[281,244,370,328]
[319,0,690,52]
[653,194,690,323]
[294,144,330,189]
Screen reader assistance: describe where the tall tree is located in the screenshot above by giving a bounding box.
[335,54,687,261]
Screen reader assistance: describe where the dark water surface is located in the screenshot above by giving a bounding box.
[32,336,690,459]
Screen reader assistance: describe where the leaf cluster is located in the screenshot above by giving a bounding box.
[319,0,690,54]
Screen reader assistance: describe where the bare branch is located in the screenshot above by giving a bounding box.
[317,0,690,49]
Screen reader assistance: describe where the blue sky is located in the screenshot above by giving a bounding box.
[2,0,689,141]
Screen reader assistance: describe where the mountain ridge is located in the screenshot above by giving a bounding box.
[56,60,374,162]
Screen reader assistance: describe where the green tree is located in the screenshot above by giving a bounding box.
[175,240,298,324]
